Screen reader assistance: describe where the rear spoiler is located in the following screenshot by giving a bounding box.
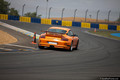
[41,30,66,34]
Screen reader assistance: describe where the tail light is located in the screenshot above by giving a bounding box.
[61,36,68,41]
[40,35,45,38]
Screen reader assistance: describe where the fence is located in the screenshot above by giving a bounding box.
[0,14,120,31]
[17,4,120,25]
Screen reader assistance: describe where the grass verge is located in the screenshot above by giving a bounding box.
[88,30,120,40]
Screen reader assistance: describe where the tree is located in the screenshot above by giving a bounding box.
[8,8,19,16]
[0,0,10,14]
[117,18,120,22]
[0,0,19,16]
[24,12,41,18]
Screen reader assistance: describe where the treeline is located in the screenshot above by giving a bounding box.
[0,0,41,18]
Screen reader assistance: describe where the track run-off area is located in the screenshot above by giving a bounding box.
[0,20,120,80]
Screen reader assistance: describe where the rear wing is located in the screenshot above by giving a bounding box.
[41,30,65,38]
[41,30,66,34]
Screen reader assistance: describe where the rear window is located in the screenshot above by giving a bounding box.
[48,29,67,34]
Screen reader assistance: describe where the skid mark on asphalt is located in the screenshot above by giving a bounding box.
[5,44,37,50]
[0,44,39,52]
[0,48,13,52]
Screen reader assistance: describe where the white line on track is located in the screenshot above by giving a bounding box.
[4,44,37,50]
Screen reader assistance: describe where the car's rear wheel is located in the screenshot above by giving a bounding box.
[75,40,79,50]
[69,41,73,51]
[38,45,44,49]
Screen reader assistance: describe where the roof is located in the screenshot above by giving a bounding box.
[49,27,71,31]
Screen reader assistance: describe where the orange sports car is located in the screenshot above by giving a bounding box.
[38,27,79,51]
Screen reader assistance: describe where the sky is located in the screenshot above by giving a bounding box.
[5,0,120,21]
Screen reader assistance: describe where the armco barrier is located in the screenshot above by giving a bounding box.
[41,18,51,25]
[72,22,81,27]
[91,23,99,29]
[99,24,108,30]
[52,20,62,25]
[31,18,41,23]
[19,16,31,23]
[62,21,72,27]
[81,22,90,28]
[0,14,8,20]
[117,25,120,31]
[108,25,117,30]
[8,15,19,21]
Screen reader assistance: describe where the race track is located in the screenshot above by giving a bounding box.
[0,20,120,80]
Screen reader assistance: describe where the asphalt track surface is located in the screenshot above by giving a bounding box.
[0,20,120,80]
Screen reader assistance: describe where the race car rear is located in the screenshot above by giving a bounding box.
[38,30,71,50]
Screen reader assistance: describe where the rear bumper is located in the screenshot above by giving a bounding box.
[38,39,71,50]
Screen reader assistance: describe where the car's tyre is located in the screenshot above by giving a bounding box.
[75,40,79,50]
[69,41,73,51]
[38,45,44,49]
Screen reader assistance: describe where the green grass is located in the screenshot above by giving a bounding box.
[88,30,120,40]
